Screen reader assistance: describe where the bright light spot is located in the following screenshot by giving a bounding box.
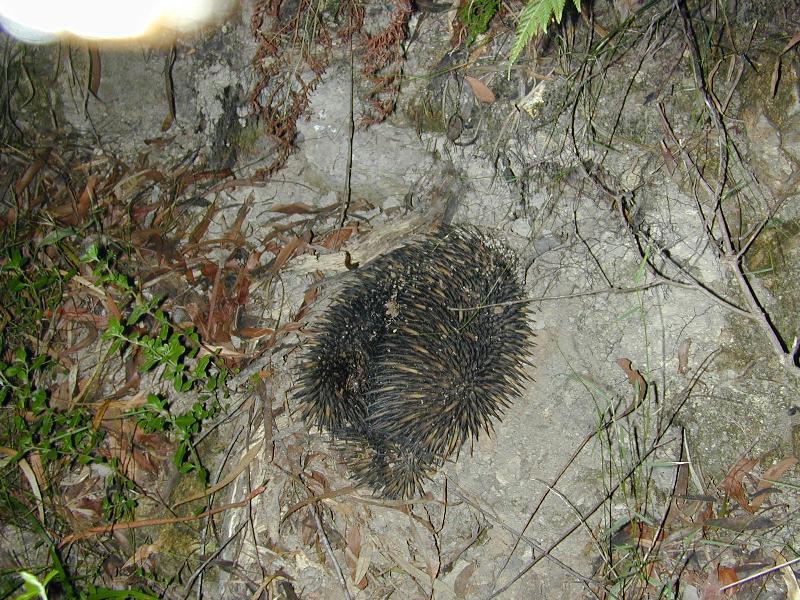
[0,0,234,44]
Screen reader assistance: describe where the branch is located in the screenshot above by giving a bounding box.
[676,0,800,372]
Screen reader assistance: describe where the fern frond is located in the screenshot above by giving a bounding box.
[507,0,581,73]
[550,0,567,23]
[508,1,550,71]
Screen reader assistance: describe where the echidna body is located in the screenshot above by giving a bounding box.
[296,227,532,498]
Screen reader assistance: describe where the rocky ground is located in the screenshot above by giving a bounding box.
[1,0,799,598]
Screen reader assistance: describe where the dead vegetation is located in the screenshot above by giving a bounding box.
[0,0,799,598]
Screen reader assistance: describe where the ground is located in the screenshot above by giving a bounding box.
[0,0,799,599]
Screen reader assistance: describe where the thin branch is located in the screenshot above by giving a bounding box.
[719,556,800,593]
[310,504,353,600]
[336,28,356,235]
[60,483,268,545]
[489,351,716,598]
[676,0,800,371]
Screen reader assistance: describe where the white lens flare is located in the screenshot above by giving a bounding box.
[0,0,233,44]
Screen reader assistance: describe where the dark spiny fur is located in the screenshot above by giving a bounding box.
[295,227,532,498]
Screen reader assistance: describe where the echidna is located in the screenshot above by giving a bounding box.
[296,227,532,498]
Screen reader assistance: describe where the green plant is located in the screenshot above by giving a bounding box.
[14,570,57,600]
[82,244,228,485]
[0,347,99,467]
[131,393,222,485]
[458,0,501,45]
[0,239,71,352]
[508,0,582,70]
[0,233,229,594]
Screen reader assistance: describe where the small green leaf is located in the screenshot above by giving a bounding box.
[127,303,149,326]
[17,569,50,600]
[80,244,101,264]
[39,227,76,246]
[508,0,579,71]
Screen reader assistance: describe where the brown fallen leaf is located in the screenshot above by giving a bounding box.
[775,550,800,600]
[88,45,102,98]
[750,456,798,511]
[271,236,305,273]
[353,539,371,590]
[14,148,51,195]
[123,539,163,570]
[781,31,800,55]
[270,202,326,214]
[660,140,677,175]
[454,562,477,598]
[720,456,758,512]
[617,358,648,401]
[162,45,176,132]
[677,338,692,374]
[225,192,254,242]
[717,564,739,589]
[772,32,800,97]
[320,225,358,249]
[189,197,219,244]
[464,75,496,103]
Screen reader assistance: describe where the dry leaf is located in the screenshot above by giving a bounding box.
[660,140,676,175]
[346,526,361,559]
[270,202,325,214]
[162,46,177,131]
[271,237,304,273]
[775,550,800,600]
[353,540,372,589]
[188,197,218,244]
[617,358,647,401]
[319,224,358,249]
[226,192,254,241]
[88,46,102,98]
[454,562,477,598]
[464,75,496,103]
[720,456,758,512]
[677,338,692,374]
[237,326,276,339]
[781,31,800,55]
[0,447,45,524]
[750,456,798,511]
[771,56,783,98]
[717,565,739,588]
[122,539,163,570]
[14,149,50,195]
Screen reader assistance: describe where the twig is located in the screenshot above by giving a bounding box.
[489,352,716,598]
[310,503,353,600]
[676,0,800,372]
[59,483,268,545]
[336,27,356,235]
[181,521,247,600]
[494,392,641,585]
[450,482,598,586]
[719,556,800,593]
[568,68,753,322]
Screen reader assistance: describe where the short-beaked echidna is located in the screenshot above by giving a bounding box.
[296,227,532,498]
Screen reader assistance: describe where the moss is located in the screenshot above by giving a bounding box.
[457,0,501,45]
[402,96,449,134]
[744,218,800,344]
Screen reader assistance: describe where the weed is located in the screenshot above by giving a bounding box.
[0,232,229,595]
[458,0,502,45]
[83,243,228,484]
[509,0,582,70]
